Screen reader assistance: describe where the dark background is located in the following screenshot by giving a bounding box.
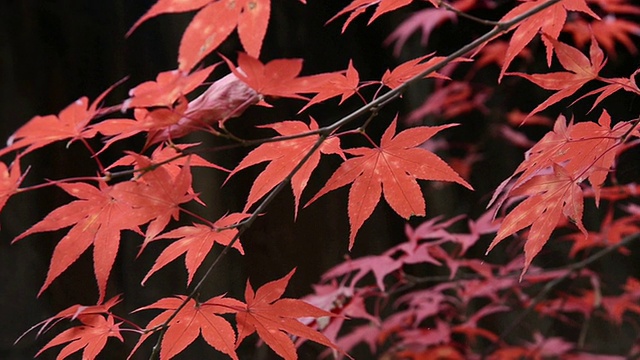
[1,1,639,359]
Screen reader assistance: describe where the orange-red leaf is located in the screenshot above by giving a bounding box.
[126,0,212,37]
[236,269,341,360]
[382,54,451,89]
[116,154,196,247]
[141,213,249,285]
[0,157,24,214]
[0,83,119,158]
[507,112,630,204]
[224,53,308,99]
[227,118,344,215]
[564,16,640,56]
[13,181,155,303]
[177,0,275,71]
[306,118,472,249]
[299,60,361,112]
[124,65,217,109]
[130,295,244,360]
[487,164,586,275]
[506,34,605,122]
[36,314,123,360]
[178,0,241,72]
[238,0,271,57]
[498,0,599,81]
[328,0,417,33]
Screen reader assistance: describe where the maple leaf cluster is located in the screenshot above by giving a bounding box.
[2,0,640,359]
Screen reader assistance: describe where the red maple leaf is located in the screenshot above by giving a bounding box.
[406,81,491,124]
[0,157,24,214]
[140,213,250,285]
[301,283,379,347]
[321,255,403,291]
[115,154,197,246]
[498,0,599,81]
[35,314,123,360]
[18,295,123,345]
[227,118,344,215]
[224,52,335,101]
[492,111,631,209]
[93,101,186,153]
[487,164,588,275]
[106,143,228,209]
[123,64,217,109]
[126,0,212,37]
[129,0,287,70]
[177,0,301,71]
[381,54,453,89]
[588,0,640,15]
[328,0,424,33]
[299,60,361,112]
[506,34,605,122]
[306,118,472,249]
[0,82,120,158]
[384,8,457,57]
[130,295,244,360]
[12,181,155,303]
[564,17,640,56]
[235,269,342,360]
[107,143,228,177]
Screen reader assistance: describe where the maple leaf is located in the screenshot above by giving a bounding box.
[126,0,212,37]
[130,0,279,70]
[381,54,453,89]
[18,295,122,344]
[227,118,344,215]
[507,34,605,122]
[177,0,242,72]
[0,82,120,158]
[306,118,472,249]
[177,0,277,71]
[301,283,379,347]
[498,0,599,81]
[406,81,491,124]
[12,181,154,303]
[589,0,640,15]
[107,143,228,176]
[328,0,422,33]
[384,8,457,57]
[299,60,361,112]
[0,157,24,215]
[35,314,123,360]
[236,269,342,360]
[123,64,217,109]
[93,101,186,153]
[130,295,244,360]
[223,52,332,101]
[321,255,403,291]
[494,111,631,208]
[106,144,228,210]
[140,213,250,285]
[115,154,196,247]
[487,164,588,274]
[564,16,640,56]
